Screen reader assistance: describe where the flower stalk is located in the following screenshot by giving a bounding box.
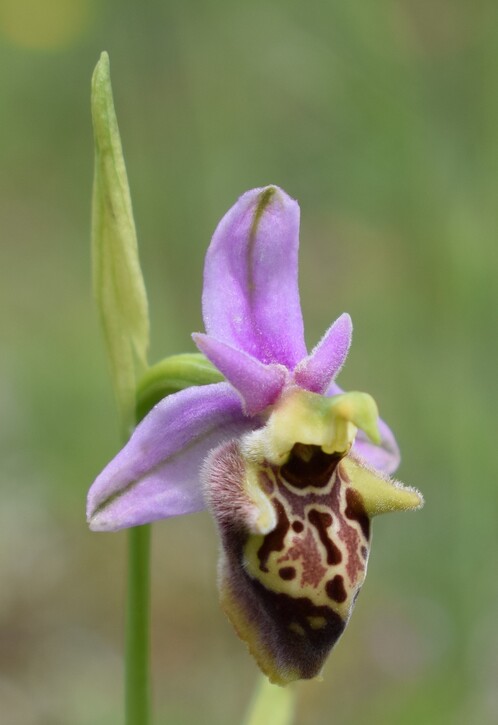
[91,52,152,724]
[243,676,296,725]
[125,525,151,725]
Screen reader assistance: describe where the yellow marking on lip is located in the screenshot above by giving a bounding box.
[279,473,336,497]
[289,622,306,636]
[243,460,277,534]
[307,616,327,630]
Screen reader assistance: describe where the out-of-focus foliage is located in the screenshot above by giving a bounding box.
[0,1,497,723]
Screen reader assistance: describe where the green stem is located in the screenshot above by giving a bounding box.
[125,524,151,725]
[122,355,221,723]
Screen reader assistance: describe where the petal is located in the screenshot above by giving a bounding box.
[193,333,287,416]
[202,186,306,368]
[293,313,352,393]
[87,383,255,531]
[327,382,401,475]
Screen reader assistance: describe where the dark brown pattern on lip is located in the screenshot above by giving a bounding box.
[326,575,347,603]
[279,566,296,581]
[281,444,343,489]
[307,509,342,565]
[345,488,370,540]
[257,498,289,573]
[246,578,346,680]
[329,476,366,583]
[268,452,370,588]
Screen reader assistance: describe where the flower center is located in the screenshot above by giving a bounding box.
[280,444,344,489]
[240,387,381,467]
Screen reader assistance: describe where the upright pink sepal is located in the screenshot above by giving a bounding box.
[202,186,307,368]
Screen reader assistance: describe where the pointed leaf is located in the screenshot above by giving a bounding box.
[91,52,149,433]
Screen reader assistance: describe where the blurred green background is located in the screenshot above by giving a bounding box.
[1,1,497,723]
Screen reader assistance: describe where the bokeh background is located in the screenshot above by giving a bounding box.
[1,1,497,723]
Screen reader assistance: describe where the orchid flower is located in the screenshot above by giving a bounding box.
[87,185,423,685]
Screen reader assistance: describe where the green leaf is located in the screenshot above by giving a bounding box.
[135,353,223,423]
[243,676,296,725]
[91,51,150,435]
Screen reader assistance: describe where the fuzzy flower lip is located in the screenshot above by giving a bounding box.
[87,185,400,532]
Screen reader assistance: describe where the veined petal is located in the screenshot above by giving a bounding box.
[87,383,255,531]
[202,186,306,368]
[293,313,352,393]
[193,333,288,416]
[327,382,401,475]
